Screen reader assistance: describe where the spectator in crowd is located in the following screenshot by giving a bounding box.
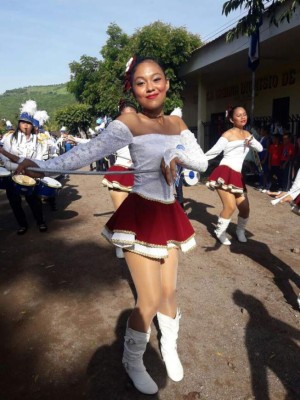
[280,132,295,191]
[268,133,283,192]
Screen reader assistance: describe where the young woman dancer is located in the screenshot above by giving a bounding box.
[205,106,263,245]
[16,56,208,395]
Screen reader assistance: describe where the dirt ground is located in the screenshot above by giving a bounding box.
[0,169,299,400]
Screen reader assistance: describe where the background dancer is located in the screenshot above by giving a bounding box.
[101,99,137,258]
[205,106,263,245]
[16,56,208,395]
[270,168,300,216]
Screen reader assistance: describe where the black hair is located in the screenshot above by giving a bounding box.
[118,98,138,113]
[226,106,247,121]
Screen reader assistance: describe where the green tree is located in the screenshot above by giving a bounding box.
[55,104,93,134]
[67,21,202,117]
[222,0,300,41]
[67,55,100,106]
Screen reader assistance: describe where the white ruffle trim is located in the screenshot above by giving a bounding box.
[102,178,132,192]
[102,227,196,259]
[206,179,244,194]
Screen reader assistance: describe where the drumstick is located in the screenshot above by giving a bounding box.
[271,188,299,205]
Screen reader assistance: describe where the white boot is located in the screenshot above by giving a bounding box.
[157,309,184,382]
[122,327,158,395]
[236,216,248,243]
[214,217,231,245]
[115,246,125,258]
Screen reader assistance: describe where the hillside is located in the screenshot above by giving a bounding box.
[0,83,77,128]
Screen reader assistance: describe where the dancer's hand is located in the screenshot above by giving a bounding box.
[244,135,253,147]
[15,159,44,178]
[275,191,293,203]
[160,157,180,185]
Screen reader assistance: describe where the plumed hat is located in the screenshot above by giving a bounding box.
[19,100,38,125]
[5,120,14,131]
[34,110,49,132]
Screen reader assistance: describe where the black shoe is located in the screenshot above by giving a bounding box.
[17,226,28,235]
[39,223,48,232]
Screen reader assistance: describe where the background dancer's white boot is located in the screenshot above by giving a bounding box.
[236,216,248,243]
[157,309,184,382]
[115,246,125,258]
[122,327,158,395]
[214,217,231,245]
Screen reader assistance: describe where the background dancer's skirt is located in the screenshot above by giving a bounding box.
[102,193,196,259]
[102,166,134,192]
[206,165,246,194]
[294,194,300,205]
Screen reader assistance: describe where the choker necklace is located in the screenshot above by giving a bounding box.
[141,110,164,119]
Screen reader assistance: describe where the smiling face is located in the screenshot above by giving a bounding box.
[131,60,169,113]
[230,107,248,129]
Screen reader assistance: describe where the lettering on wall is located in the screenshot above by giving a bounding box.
[207,69,296,101]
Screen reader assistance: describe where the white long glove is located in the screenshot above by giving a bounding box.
[163,130,208,172]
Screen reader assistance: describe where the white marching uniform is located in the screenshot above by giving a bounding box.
[0,131,48,169]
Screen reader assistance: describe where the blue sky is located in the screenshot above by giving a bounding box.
[0,0,244,94]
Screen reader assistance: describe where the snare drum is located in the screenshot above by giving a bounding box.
[0,167,11,190]
[183,169,200,186]
[35,177,62,198]
[12,175,36,195]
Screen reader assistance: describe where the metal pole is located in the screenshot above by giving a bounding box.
[251,70,255,126]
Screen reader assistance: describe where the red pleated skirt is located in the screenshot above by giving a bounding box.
[102,193,196,259]
[102,166,134,192]
[294,194,300,205]
[206,165,246,194]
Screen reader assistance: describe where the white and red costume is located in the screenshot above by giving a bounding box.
[32,120,208,258]
[102,146,134,192]
[205,136,263,194]
[288,169,300,206]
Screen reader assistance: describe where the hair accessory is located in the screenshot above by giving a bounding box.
[125,57,134,73]
[225,105,233,119]
[123,56,136,92]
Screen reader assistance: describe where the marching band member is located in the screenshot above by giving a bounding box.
[15,56,208,395]
[0,100,48,234]
[205,106,263,245]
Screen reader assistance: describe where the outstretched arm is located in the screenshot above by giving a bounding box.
[16,120,133,175]
[205,136,228,160]
[275,168,300,203]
